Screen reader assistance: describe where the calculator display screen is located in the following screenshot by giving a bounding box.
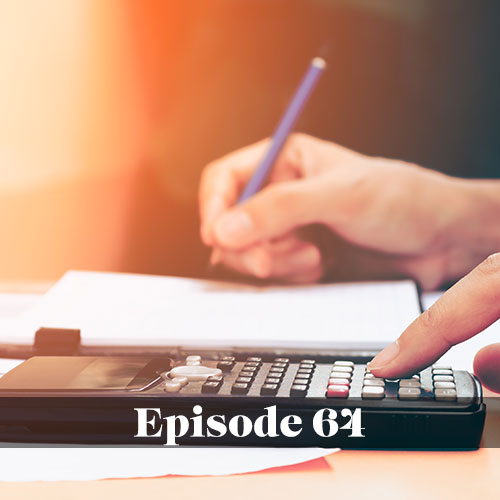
[0,357,172,391]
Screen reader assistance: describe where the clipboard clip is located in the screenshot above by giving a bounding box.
[34,327,81,355]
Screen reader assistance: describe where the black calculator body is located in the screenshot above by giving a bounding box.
[0,355,485,449]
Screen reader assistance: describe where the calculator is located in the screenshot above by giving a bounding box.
[0,355,485,449]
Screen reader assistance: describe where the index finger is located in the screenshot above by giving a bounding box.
[368,253,500,378]
[199,139,270,245]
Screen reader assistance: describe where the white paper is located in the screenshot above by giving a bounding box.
[0,446,337,482]
[422,291,500,371]
[0,293,40,317]
[7,271,421,350]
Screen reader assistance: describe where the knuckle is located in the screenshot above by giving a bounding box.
[418,302,454,349]
[266,185,298,213]
[288,132,306,145]
[476,253,500,278]
[419,302,445,333]
[202,160,224,180]
[286,132,313,153]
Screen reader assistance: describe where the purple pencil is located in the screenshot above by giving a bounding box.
[238,57,326,203]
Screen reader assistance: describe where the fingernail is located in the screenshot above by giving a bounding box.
[367,340,400,371]
[244,249,270,278]
[210,249,222,266]
[202,197,225,245]
[303,246,321,266]
[214,211,253,246]
[201,225,213,245]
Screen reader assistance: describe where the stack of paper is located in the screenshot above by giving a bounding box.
[5,271,421,349]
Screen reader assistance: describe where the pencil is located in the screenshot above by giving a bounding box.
[238,57,326,203]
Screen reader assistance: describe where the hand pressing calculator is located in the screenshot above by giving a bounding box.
[0,355,485,449]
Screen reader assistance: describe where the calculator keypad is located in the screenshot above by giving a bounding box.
[161,357,465,404]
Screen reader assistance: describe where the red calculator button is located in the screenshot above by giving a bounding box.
[327,385,349,398]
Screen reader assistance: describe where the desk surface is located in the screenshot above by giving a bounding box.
[0,448,499,499]
[0,282,498,497]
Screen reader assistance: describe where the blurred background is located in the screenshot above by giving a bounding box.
[0,0,499,281]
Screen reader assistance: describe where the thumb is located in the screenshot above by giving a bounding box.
[474,343,500,393]
[212,180,323,249]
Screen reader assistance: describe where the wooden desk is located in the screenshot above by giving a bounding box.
[0,283,498,497]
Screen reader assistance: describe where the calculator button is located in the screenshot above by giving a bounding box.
[290,385,308,397]
[163,381,182,392]
[186,356,201,365]
[363,376,383,382]
[363,379,385,387]
[246,357,262,363]
[434,381,456,389]
[330,366,352,373]
[294,373,311,380]
[272,362,288,369]
[300,360,316,365]
[333,361,354,367]
[297,368,313,375]
[239,371,256,379]
[261,384,279,396]
[432,364,452,370]
[236,376,253,384]
[265,377,281,385]
[399,379,421,388]
[294,379,310,387]
[171,376,188,386]
[274,358,290,364]
[432,369,453,376]
[328,377,350,386]
[412,374,420,380]
[242,366,258,373]
[217,361,235,372]
[398,387,421,400]
[221,356,235,362]
[433,375,454,382]
[435,388,457,401]
[244,361,261,368]
[330,366,353,374]
[170,365,223,381]
[231,383,250,395]
[300,364,315,371]
[269,366,285,374]
[327,385,349,398]
[362,386,385,399]
[202,381,221,393]
[364,373,375,379]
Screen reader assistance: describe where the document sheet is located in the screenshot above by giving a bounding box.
[6,271,421,349]
[0,445,336,481]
